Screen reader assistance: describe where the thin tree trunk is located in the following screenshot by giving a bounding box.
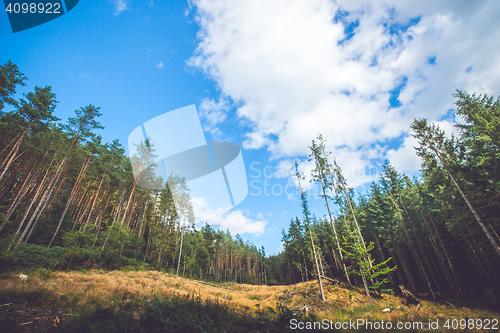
[393,242,416,293]
[92,190,112,247]
[0,132,20,160]
[431,146,500,258]
[83,172,106,232]
[308,226,325,302]
[373,234,396,290]
[388,193,435,299]
[48,156,90,247]
[427,213,462,296]
[13,157,62,249]
[4,155,41,220]
[360,267,370,297]
[176,214,186,275]
[6,155,55,249]
[99,189,125,257]
[0,126,29,183]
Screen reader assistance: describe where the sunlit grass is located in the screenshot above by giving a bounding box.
[0,270,499,332]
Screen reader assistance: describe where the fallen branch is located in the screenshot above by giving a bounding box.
[399,285,419,306]
[445,301,458,310]
[310,272,339,285]
[291,305,309,315]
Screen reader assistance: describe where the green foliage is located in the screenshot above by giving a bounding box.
[1,243,66,270]
[1,60,499,303]
[0,60,27,111]
[56,293,312,333]
[341,236,396,294]
[0,62,269,286]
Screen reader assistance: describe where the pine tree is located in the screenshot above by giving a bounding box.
[411,118,500,259]
[309,134,350,283]
[293,161,325,302]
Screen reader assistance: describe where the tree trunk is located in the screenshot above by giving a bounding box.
[100,189,125,257]
[309,226,325,302]
[431,146,500,259]
[4,154,42,220]
[360,267,370,298]
[6,155,55,249]
[0,126,29,183]
[48,156,90,247]
[176,215,186,275]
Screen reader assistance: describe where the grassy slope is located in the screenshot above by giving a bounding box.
[0,269,498,332]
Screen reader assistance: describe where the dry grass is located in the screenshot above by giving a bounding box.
[0,270,294,314]
[1,270,499,332]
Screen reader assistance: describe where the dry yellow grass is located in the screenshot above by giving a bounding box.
[0,270,295,313]
[1,269,499,332]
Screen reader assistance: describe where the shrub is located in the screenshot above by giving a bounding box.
[0,243,66,270]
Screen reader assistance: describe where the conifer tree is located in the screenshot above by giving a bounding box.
[411,119,500,259]
[309,134,351,283]
[293,161,325,302]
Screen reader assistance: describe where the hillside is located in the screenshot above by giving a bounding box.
[1,269,498,332]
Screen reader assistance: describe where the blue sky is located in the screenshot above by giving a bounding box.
[2,0,500,254]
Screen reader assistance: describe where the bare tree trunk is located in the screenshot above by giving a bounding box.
[92,190,112,247]
[13,156,62,249]
[319,177,351,283]
[431,146,500,258]
[0,158,38,232]
[393,242,416,294]
[120,178,139,226]
[48,156,90,247]
[83,172,105,232]
[298,251,304,282]
[176,214,186,276]
[75,190,96,230]
[388,193,436,299]
[426,213,463,296]
[6,155,55,249]
[0,126,29,183]
[0,132,20,160]
[360,267,370,298]
[309,226,325,302]
[4,155,42,220]
[99,189,125,257]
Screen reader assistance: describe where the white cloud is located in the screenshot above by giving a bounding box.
[272,242,284,254]
[199,97,229,137]
[385,117,461,174]
[274,160,294,179]
[386,134,423,174]
[191,196,267,236]
[188,0,500,182]
[215,210,267,236]
[156,61,164,69]
[434,119,460,139]
[113,0,130,15]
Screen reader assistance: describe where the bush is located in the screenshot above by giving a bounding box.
[0,243,66,270]
[57,293,312,333]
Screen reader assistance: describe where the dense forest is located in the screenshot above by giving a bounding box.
[0,61,266,285]
[268,94,500,303]
[1,60,499,303]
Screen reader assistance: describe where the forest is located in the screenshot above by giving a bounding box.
[0,59,499,307]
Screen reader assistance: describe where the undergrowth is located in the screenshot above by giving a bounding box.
[0,287,316,333]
